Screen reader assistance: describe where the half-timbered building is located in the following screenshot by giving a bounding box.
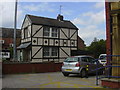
[17,14,78,62]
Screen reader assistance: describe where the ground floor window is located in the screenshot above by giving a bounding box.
[43,47,58,57]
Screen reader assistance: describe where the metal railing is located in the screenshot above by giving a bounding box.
[94,55,120,85]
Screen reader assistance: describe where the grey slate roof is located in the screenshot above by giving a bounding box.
[27,14,78,30]
[17,42,31,49]
[0,27,21,38]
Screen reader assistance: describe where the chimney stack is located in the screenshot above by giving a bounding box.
[57,14,64,21]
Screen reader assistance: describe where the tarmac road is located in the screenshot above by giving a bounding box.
[2,72,103,88]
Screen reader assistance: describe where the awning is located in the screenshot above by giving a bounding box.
[17,42,31,49]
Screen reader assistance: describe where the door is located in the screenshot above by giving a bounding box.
[87,57,96,73]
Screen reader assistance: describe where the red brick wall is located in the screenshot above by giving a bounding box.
[101,80,120,88]
[77,36,85,50]
[1,37,21,49]
[105,2,112,64]
[2,62,62,74]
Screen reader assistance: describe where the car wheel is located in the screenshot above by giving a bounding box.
[62,72,69,76]
[80,69,87,78]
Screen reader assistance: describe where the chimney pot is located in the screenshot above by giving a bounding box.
[57,14,63,21]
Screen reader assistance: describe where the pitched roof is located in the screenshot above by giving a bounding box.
[0,27,21,38]
[26,14,78,30]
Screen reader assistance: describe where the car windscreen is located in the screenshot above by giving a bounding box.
[64,57,79,62]
[99,55,106,60]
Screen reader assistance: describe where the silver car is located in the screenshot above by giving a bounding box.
[61,55,103,77]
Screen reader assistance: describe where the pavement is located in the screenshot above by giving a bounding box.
[2,72,103,88]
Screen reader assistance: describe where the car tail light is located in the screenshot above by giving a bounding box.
[62,63,64,66]
[75,62,80,67]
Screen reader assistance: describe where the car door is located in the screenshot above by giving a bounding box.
[87,57,96,73]
[80,57,88,68]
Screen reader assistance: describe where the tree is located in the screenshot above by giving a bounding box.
[86,38,106,58]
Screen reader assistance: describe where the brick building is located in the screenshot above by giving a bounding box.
[0,27,21,60]
[101,1,120,88]
[77,36,85,50]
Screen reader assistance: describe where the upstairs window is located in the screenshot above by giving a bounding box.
[43,27,50,37]
[24,27,28,38]
[43,27,58,38]
[52,28,58,37]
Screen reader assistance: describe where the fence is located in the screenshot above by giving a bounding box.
[2,62,62,74]
[95,55,120,85]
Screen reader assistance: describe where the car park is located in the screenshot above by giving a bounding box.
[61,55,103,77]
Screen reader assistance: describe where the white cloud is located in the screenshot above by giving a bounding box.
[73,10,105,25]
[78,25,106,46]
[0,2,55,28]
[0,2,15,28]
[22,2,54,12]
[0,2,24,28]
[94,2,105,9]
[72,3,106,46]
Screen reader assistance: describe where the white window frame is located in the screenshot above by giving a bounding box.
[43,27,58,38]
[43,47,58,57]
[24,27,29,38]
[43,47,50,56]
[51,28,58,38]
[43,27,50,37]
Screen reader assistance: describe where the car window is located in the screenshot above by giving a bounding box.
[99,55,106,60]
[88,57,95,63]
[64,57,79,62]
[81,57,88,62]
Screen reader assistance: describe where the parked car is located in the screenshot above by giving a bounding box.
[98,54,107,66]
[61,55,103,77]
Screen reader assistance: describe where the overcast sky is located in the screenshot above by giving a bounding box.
[0,0,106,46]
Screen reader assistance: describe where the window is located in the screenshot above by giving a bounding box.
[52,28,58,37]
[43,47,58,57]
[43,27,50,37]
[24,27,28,38]
[43,47,50,56]
[64,57,79,62]
[43,27,58,38]
[81,57,88,62]
[88,57,95,63]
[51,48,58,56]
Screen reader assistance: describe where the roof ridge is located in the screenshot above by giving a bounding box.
[26,14,70,22]
[25,14,78,29]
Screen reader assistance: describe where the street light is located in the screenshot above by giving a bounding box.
[13,0,17,61]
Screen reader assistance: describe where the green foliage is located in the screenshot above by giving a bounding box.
[86,38,106,58]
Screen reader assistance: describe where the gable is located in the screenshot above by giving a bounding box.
[22,16,31,29]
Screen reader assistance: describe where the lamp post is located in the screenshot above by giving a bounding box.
[13,0,17,61]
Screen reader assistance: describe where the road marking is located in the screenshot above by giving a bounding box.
[32,81,102,88]
[47,74,53,82]
[19,74,102,88]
